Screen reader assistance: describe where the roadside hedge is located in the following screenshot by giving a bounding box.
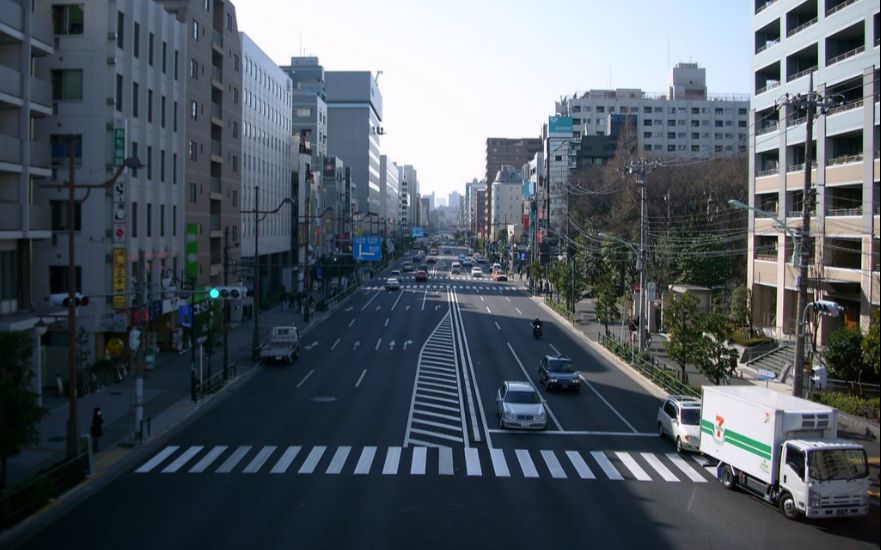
[811,391,880,422]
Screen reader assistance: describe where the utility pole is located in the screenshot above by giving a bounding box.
[303,192,311,323]
[133,249,146,440]
[222,226,230,382]
[626,159,659,355]
[252,185,260,361]
[782,72,837,397]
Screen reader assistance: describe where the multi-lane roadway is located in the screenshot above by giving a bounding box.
[16,247,879,549]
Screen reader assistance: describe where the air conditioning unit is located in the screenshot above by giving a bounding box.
[107,32,117,41]
[105,122,114,131]
[107,57,116,65]
[106,97,116,106]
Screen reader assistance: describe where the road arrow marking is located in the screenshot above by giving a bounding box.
[304,341,318,352]
[435,305,440,311]
[353,340,361,351]
[403,340,413,350]
[389,340,396,351]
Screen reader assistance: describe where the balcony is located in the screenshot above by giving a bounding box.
[787,160,817,173]
[30,76,52,111]
[30,141,50,170]
[755,0,778,14]
[827,153,862,166]
[756,81,780,95]
[827,45,865,66]
[826,0,857,16]
[787,66,817,83]
[827,99,863,116]
[756,121,779,135]
[756,39,780,54]
[0,134,22,164]
[211,66,222,85]
[210,177,221,195]
[211,140,222,158]
[211,102,222,120]
[212,30,223,49]
[210,215,221,232]
[787,16,817,37]
[756,167,779,177]
[0,64,21,99]
[0,202,21,231]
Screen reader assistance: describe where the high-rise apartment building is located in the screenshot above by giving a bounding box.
[379,155,400,236]
[399,164,418,233]
[281,56,327,165]
[156,0,242,287]
[0,1,52,333]
[748,0,879,337]
[485,137,542,239]
[491,166,524,241]
[241,33,293,302]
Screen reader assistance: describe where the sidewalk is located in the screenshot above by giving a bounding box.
[6,299,339,491]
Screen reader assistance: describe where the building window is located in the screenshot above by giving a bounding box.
[148,32,154,65]
[190,59,198,79]
[232,190,238,207]
[133,22,140,58]
[227,12,233,31]
[161,95,166,127]
[160,150,165,182]
[52,4,84,35]
[0,251,16,300]
[50,200,82,230]
[162,42,167,73]
[115,74,123,111]
[173,205,177,236]
[667,144,676,152]
[188,140,196,161]
[132,202,138,237]
[116,11,124,49]
[132,81,139,117]
[173,153,178,184]
[189,182,197,202]
[174,50,179,80]
[147,89,153,122]
[190,100,198,120]
[146,203,152,237]
[50,134,82,167]
[51,69,83,101]
[160,205,165,237]
[173,101,178,131]
[146,146,153,180]
[192,19,199,40]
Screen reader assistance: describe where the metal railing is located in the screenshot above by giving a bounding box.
[756,167,779,177]
[755,0,778,14]
[826,99,862,115]
[827,206,862,216]
[826,0,856,16]
[786,17,817,38]
[599,333,700,398]
[827,45,865,67]
[1,448,90,528]
[827,153,862,166]
[787,65,818,82]
[756,39,780,54]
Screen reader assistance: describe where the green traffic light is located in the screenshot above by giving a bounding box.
[209,287,220,299]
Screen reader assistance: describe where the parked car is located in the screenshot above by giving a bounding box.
[385,278,401,291]
[657,395,702,453]
[414,270,428,282]
[470,266,483,278]
[402,262,413,272]
[537,355,580,392]
[495,381,547,430]
[492,271,507,282]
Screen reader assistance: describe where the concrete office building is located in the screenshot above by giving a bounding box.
[325,71,383,217]
[0,1,52,336]
[156,0,242,288]
[29,0,188,367]
[464,179,484,237]
[379,155,400,236]
[399,164,418,233]
[555,63,750,158]
[281,56,327,165]
[748,0,879,337]
[485,137,542,240]
[491,166,524,241]
[241,33,294,302]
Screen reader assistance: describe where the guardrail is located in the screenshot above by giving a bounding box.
[599,333,700,398]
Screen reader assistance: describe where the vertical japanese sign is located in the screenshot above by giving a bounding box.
[185,223,199,280]
[113,128,126,168]
[112,248,127,309]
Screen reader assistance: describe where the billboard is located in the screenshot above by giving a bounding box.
[548,116,574,137]
[411,227,424,238]
[353,236,383,261]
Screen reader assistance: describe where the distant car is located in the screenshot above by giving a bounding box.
[470,266,483,278]
[492,271,507,282]
[390,270,401,278]
[657,395,702,453]
[462,259,473,268]
[414,270,428,282]
[477,256,487,264]
[384,278,401,291]
[426,256,436,264]
[496,381,547,430]
[537,355,581,392]
[402,262,414,272]
[419,263,429,271]
[492,263,502,273]
[443,249,451,254]
[450,262,462,274]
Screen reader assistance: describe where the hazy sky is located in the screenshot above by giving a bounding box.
[234,1,751,201]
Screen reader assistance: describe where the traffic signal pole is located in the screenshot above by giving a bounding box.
[223,227,230,382]
[133,249,146,440]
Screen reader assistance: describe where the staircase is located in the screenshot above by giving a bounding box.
[742,343,792,382]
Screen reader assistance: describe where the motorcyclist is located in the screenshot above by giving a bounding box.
[532,318,543,330]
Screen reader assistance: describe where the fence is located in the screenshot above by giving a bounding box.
[599,333,700,398]
[823,378,881,397]
[1,446,90,528]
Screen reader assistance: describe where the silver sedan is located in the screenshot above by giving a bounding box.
[495,381,547,430]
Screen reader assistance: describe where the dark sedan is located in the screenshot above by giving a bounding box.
[537,355,581,392]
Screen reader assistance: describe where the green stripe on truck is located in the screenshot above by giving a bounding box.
[700,419,772,461]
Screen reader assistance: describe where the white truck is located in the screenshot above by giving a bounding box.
[699,386,870,520]
[259,325,300,365]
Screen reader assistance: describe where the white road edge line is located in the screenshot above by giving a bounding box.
[390,288,405,311]
[452,287,490,448]
[494,321,501,331]
[582,376,639,433]
[549,344,561,355]
[506,342,563,432]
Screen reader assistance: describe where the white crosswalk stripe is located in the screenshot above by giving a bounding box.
[135,445,713,484]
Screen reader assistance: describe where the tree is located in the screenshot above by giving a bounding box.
[729,287,751,333]
[594,270,620,334]
[823,327,867,385]
[664,292,702,382]
[691,312,739,384]
[0,331,46,493]
[862,309,880,380]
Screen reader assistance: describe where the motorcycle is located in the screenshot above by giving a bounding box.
[532,324,542,339]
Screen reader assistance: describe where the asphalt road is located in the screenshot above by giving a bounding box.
[15,247,880,550]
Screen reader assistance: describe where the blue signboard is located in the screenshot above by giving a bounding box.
[411,227,424,238]
[179,304,193,328]
[353,236,383,261]
[548,116,573,136]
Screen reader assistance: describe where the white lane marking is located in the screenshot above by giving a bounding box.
[375,338,382,351]
[451,288,488,447]
[411,447,427,475]
[136,446,180,473]
[465,447,482,476]
[383,447,401,474]
[438,447,454,475]
[515,307,523,315]
[270,446,301,474]
[505,297,511,302]
[360,291,381,311]
[243,446,277,473]
[348,319,355,328]
[385,318,389,327]
[582,379,638,433]
[297,446,327,474]
[326,446,351,474]
[494,321,501,330]
[486,306,491,314]
[549,344,561,356]
[490,448,510,477]
[515,449,539,478]
[480,296,485,303]
[345,306,353,312]
[390,288,405,311]
[666,453,708,482]
[354,446,377,475]
[506,342,563,431]
[355,369,367,387]
[161,445,203,473]
[406,305,410,311]
[641,452,679,482]
[296,370,314,388]
[590,451,623,480]
[615,452,651,481]
[541,450,567,479]
[216,446,252,473]
[565,450,595,479]
[376,305,381,312]
[421,287,428,311]
[485,429,655,436]
[189,445,227,473]
[353,340,361,351]
[331,338,340,351]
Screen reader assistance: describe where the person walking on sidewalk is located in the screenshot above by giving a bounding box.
[90,407,104,452]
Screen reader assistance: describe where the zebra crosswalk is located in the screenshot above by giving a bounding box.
[368,283,523,292]
[134,444,716,483]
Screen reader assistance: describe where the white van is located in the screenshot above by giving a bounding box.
[450,262,462,274]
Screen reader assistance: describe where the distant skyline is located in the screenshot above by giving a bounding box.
[235,0,751,199]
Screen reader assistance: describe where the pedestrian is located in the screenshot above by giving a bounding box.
[288,292,295,310]
[90,407,104,452]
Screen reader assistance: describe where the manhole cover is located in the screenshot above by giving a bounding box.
[309,396,337,403]
[47,436,65,442]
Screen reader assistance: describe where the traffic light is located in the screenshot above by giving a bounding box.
[208,286,249,300]
[813,300,844,317]
[47,292,90,307]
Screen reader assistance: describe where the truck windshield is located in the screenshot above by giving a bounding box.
[807,448,869,481]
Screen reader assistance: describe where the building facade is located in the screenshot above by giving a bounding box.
[379,154,400,237]
[485,137,542,240]
[490,165,524,241]
[241,32,293,303]
[399,164,418,234]
[281,56,327,166]
[748,0,880,337]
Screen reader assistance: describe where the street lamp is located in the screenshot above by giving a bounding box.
[242,185,294,361]
[598,232,645,354]
[42,146,141,459]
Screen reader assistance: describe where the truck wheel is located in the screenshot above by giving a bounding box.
[675,437,683,454]
[720,465,736,490]
[657,423,665,439]
[779,493,800,520]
